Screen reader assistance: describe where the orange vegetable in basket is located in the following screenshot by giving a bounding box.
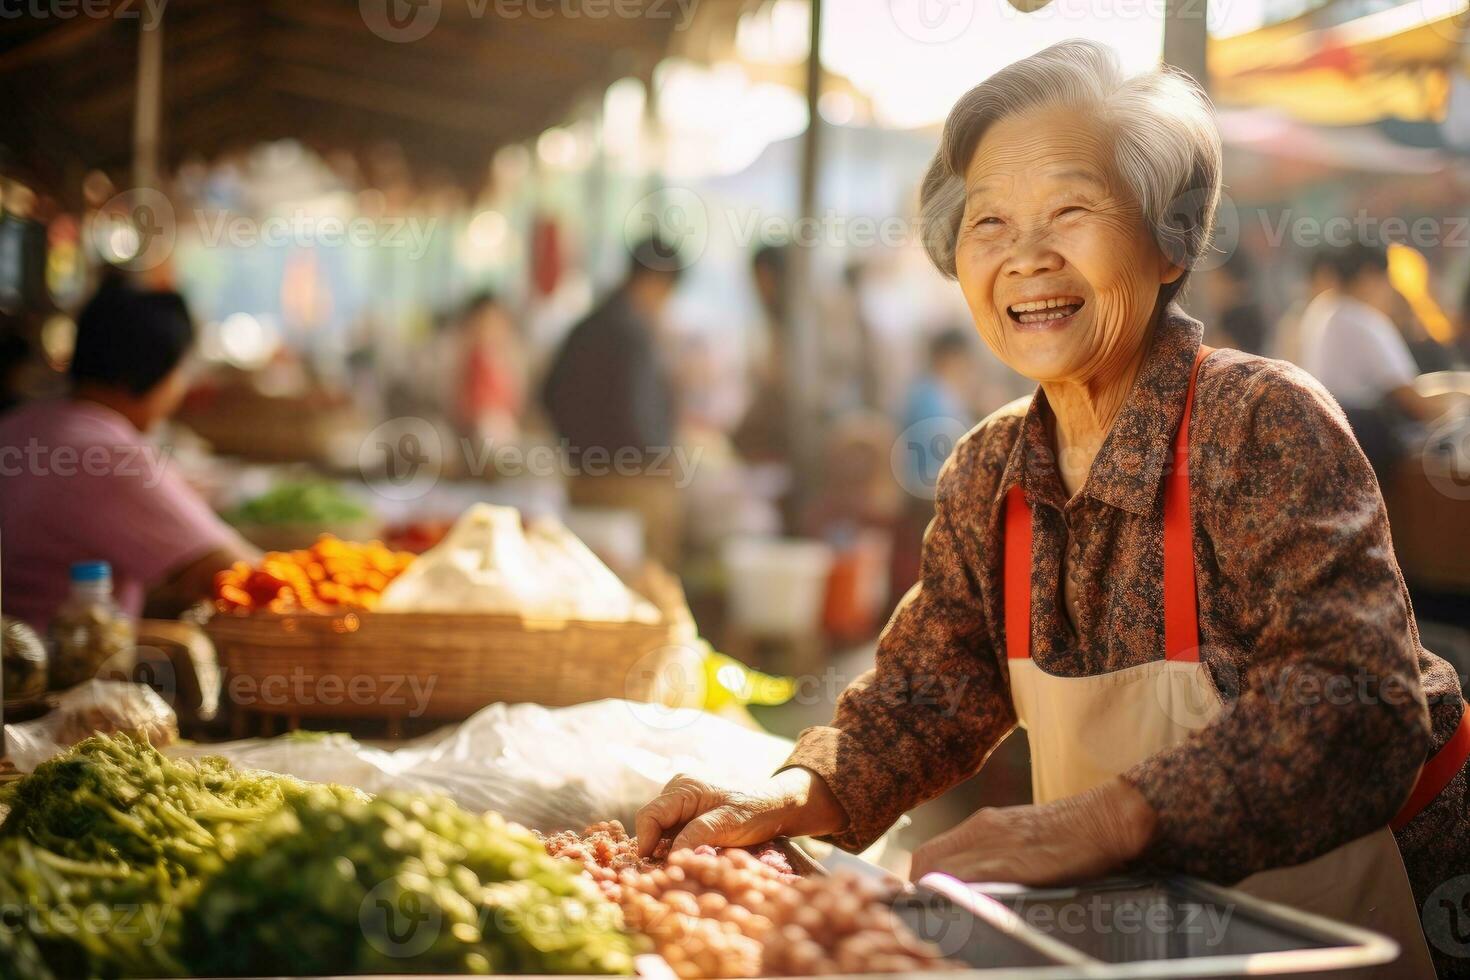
[213,535,415,614]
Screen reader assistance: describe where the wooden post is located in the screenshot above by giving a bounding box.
[782,0,824,522]
[1162,0,1217,328]
[1163,0,1209,92]
[133,14,164,190]
[586,93,609,286]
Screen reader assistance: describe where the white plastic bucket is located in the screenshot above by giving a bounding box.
[563,507,646,576]
[722,537,834,637]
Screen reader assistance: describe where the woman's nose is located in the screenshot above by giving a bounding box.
[1003,232,1064,278]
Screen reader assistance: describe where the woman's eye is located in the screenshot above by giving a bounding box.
[1057,205,1089,217]
[970,215,1001,229]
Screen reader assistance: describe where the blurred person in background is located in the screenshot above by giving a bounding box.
[542,237,683,566]
[824,258,883,415]
[732,245,800,534]
[0,277,258,629]
[453,291,525,447]
[1300,243,1465,478]
[898,327,976,516]
[732,244,794,467]
[900,328,976,469]
[1274,247,1339,365]
[1209,251,1268,354]
[891,327,977,597]
[0,324,33,415]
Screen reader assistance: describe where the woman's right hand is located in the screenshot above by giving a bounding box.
[634,767,847,857]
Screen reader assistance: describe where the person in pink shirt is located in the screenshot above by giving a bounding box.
[0,278,257,630]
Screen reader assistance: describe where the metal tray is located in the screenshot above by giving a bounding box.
[790,845,1402,976]
[925,873,1400,978]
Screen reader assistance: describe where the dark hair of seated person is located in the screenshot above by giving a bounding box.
[0,326,31,415]
[69,276,194,396]
[1327,242,1389,288]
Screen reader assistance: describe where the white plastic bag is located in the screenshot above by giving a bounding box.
[378,503,552,614]
[4,680,178,773]
[378,504,657,622]
[166,699,795,832]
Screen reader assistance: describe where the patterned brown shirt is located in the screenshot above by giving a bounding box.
[784,306,1467,911]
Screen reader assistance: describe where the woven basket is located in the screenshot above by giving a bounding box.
[205,568,700,722]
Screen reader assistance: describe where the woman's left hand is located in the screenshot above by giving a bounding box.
[909,778,1158,885]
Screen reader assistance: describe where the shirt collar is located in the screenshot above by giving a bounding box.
[993,303,1204,517]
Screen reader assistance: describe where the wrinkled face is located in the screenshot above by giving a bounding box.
[954,105,1182,385]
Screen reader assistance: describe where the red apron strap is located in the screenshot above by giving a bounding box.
[1393,706,1470,830]
[1004,345,1213,663]
[1004,485,1032,660]
[1162,346,1213,662]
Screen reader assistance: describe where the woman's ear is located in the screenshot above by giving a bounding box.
[1160,260,1185,285]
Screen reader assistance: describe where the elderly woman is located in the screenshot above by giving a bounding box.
[637,40,1470,977]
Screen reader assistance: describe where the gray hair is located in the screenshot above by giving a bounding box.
[918,39,1222,305]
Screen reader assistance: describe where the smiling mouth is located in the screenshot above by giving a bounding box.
[1007,296,1085,325]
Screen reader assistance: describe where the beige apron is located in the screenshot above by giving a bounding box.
[1002,347,1437,978]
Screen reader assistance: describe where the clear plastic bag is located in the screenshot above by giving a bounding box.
[166,698,797,832]
[4,680,178,773]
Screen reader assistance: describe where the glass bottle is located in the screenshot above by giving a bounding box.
[49,561,134,690]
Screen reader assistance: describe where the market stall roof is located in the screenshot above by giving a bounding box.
[1219,106,1448,174]
[1209,0,1468,125]
[0,0,730,194]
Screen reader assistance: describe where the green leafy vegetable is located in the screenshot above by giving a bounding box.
[185,787,639,976]
[0,734,360,883]
[0,735,636,978]
[227,481,370,527]
[0,838,186,980]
